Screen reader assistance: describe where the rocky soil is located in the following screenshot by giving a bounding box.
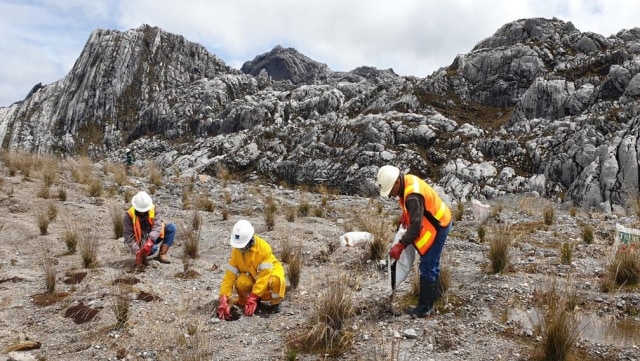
[0,156,639,361]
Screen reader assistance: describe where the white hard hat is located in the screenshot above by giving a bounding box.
[131,191,153,212]
[126,148,131,153]
[230,220,254,248]
[376,165,400,197]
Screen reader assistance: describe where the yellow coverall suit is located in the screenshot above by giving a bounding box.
[219,235,286,306]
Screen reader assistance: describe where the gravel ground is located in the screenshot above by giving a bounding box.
[0,158,639,361]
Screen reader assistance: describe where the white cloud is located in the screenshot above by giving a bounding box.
[1,0,639,106]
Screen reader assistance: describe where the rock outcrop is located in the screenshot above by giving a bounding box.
[2,18,640,211]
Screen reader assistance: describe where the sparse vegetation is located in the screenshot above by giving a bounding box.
[42,259,56,294]
[286,244,303,291]
[109,203,124,239]
[111,284,130,329]
[147,161,163,187]
[181,223,200,259]
[456,201,464,222]
[36,208,50,235]
[560,243,572,265]
[543,206,555,225]
[191,210,202,231]
[581,224,594,244]
[63,221,79,254]
[288,275,355,356]
[80,236,98,268]
[487,228,510,273]
[607,249,640,286]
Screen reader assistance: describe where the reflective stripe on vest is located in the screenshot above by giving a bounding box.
[399,175,451,256]
[127,206,165,244]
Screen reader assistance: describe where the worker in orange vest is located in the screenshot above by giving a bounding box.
[377,165,452,318]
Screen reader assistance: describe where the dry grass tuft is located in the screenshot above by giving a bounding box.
[57,186,67,201]
[532,281,582,361]
[477,223,486,242]
[111,284,130,329]
[86,178,103,197]
[286,243,303,290]
[288,275,355,356]
[455,201,464,222]
[487,227,511,273]
[36,208,50,235]
[181,223,200,259]
[217,163,231,188]
[80,235,98,268]
[195,194,215,212]
[263,194,277,230]
[147,161,163,187]
[607,249,640,286]
[581,224,594,244]
[47,202,57,221]
[109,203,124,239]
[298,196,310,217]
[63,220,79,254]
[191,210,202,231]
[355,215,393,262]
[280,238,294,264]
[42,259,56,294]
[543,206,555,225]
[560,243,572,265]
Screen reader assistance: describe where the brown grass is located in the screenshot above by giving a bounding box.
[181,223,200,259]
[287,275,355,356]
[286,242,303,290]
[487,227,511,273]
[147,161,163,187]
[109,203,124,239]
[80,235,98,268]
[42,260,56,294]
[63,220,79,254]
[607,249,640,286]
[36,208,49,235]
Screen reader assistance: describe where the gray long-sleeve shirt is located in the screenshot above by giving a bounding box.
[399,193,425,247]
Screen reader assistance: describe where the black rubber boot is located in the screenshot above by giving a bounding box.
[407,277,436,318]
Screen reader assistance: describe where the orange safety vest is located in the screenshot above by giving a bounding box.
[399,175,451,256]
[127,206,165,245]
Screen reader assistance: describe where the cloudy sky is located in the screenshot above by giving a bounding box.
[1,0,639,107]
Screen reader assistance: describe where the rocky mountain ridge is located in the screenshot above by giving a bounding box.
[2,19,640,211]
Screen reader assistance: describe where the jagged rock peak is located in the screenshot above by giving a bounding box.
[240,45,331,84]
[472,17,579,51]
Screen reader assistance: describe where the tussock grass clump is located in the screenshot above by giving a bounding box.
[195,195,215,212]
[223,190,232,205]
[70,156,93,184]
[37,184,50,199]
[532,282,581,361]
[109,203,124,239]
[42,260,56,294]
[221,208,229,220]
[581,224,594,244]
[39,155,59,187]
[298,197,310,217]
[86,178,103,197]
[286,206,297,222]
[286,242,303,290]
[280,238,294,264]
[543,206,555,225]
[355,215,393,262]
[36,208,50,235]
[477,224,486,243]
[111,284,130,329]
[264,194,277,230]
[455,201,464,222]
[147,161,163,187]
[80,236,98,268]
[181,224,200,259]
[191,210,202,231]
[47,202,58,221]
[63,221,79,254]
[312,207,324,218]
[288,275,355,356]
[217,163,231,188]
[487,228,511,274]
[58,186,67,201]
[560,243,572,265]
[607,250,640,286]
[112,166,129,186]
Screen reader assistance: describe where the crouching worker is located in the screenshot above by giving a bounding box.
[217,220,286,320]
[123,191,177,266]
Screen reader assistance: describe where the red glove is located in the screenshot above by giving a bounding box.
[244,293,260,316]
[217,295,231,320]
[389,243,405,261]
[140,238,154,256]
